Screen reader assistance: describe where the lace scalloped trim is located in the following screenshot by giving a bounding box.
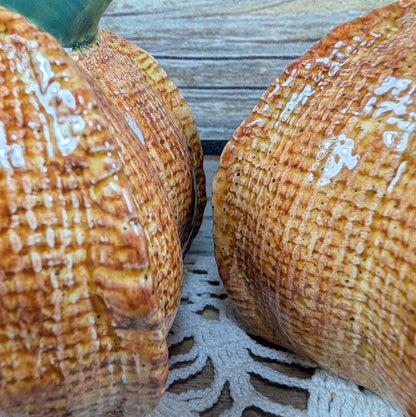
[151,255,403,417]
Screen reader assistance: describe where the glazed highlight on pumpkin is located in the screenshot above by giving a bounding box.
[0,5,183,417]
[212,1,416,416]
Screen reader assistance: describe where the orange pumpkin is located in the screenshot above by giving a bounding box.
[213,1,416,416]
[0,2,197,415]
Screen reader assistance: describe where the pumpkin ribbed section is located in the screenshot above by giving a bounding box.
[213,2,416,415]
[0,7,182,416]
[69,30,206,254]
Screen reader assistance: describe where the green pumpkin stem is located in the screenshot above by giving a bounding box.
[0,0,112,47]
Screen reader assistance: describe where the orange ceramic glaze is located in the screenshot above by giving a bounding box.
[69,30,206,254]
[213,1,416,415]
[0,7,182,416]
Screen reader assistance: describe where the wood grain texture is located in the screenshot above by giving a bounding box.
[101,0,392,152]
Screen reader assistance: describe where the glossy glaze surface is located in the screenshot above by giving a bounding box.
[213,1,416,415]
[0,7,182,416]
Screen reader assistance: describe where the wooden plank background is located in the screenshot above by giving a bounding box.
[101,0,392,155]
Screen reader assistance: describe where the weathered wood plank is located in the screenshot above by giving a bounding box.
[100,13,355,58]
[102,0,392,58]
[104,0,392,20]
[180,88,263,142]
[154,57,291,89]
[187,157,218,256]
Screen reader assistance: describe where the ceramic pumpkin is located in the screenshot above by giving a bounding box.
[212,1,416,416]
[68,31,206,254]
[0,0,196,415]
[3,0,206,254]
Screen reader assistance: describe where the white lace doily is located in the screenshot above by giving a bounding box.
[150,255,404,417]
